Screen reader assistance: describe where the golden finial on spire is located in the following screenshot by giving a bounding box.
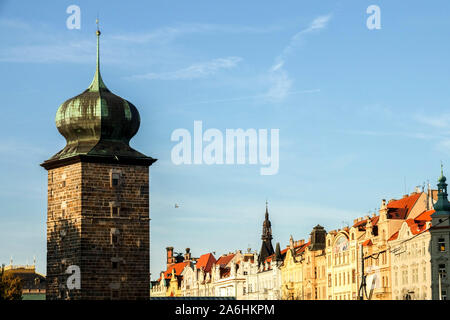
[96,17,101,36]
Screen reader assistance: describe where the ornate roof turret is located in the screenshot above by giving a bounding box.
[42,22,155,169]
[432,163,450,216]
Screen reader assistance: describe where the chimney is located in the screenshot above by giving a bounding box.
[184,248,191,261]
[166,246,175,267]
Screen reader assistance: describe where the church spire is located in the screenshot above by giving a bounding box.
[88,19,107,92]
[258,201,275,266]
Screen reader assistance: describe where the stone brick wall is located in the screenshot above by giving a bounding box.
[46,161,150,300]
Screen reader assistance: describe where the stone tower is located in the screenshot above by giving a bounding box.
[258,201,275,265]
[41,26,156,300]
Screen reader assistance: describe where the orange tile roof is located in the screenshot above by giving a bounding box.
[415,209,435,222]
[216,253,235,267]
[196,253,216,273]
[405,219,428,235]
[362,239,372,247]
[295,241,311,254]
[353,216,379,229]
[388,231,399,241]
[162,261,190,280]
[387,193,421,219]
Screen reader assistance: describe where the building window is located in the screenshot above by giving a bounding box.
[61,173,66,188]
[412,268,418,283]
[110,202,121,217]
[442,290,447,300]
[111,228,120,246]
[111,289,119,300]
[352,269,356,284]
[402,270,408,285]
[61,201,67,218]
[438,238,446,252]
[439,264,447,279]
[112,259,119,270]
[328,274,332,287]
[110,171,121,188]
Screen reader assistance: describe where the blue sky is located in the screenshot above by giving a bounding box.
[1,0,450,279]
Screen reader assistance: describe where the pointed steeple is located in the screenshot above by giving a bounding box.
[265,200,269,219]
[258,201,274,266]
[262,201,272,242]
[88,19,107,92]
[275,242,283,262]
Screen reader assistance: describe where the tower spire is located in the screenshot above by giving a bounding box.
[89,18,107,91]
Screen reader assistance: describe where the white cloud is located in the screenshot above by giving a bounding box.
[127,56,243,80]
[111,23,281,44]
[266,68,292,100]
[277,14,332,65]
[266,14,331,102]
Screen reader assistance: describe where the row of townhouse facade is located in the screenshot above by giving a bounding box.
[151,171,450,300]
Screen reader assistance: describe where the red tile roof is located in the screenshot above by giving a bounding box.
[353,216,379,229]
[387,193,421,219]
[405,219,428,235]
[362,239,372,247]
[415,209,434,222]
[196,253,216,273]
[295,241,311,254]
[216,254,235,267]
[161,261,190,280]
[388,231,399,241]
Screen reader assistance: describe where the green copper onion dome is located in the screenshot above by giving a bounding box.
[49,27,147,161]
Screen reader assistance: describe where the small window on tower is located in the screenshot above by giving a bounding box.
[111,289,119,300]
[110,202,121,217]
[111,172,121,187]
[439,264,447,279]
[61,201,67,218]
[438,238,446,252]
[112,261,118,269]
[111,228,120,246]
[61,173,66,188]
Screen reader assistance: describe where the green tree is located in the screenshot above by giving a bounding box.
[0,266,22,300]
